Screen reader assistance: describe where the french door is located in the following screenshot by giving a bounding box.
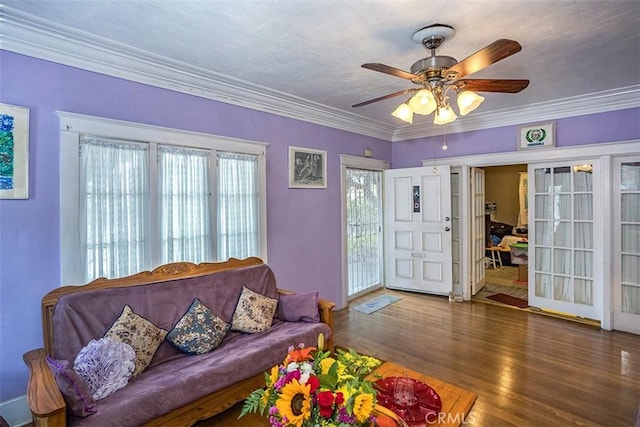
[612,157,640,334]
[528,160,601,320]
[345,168,384,297]
[470,167,486,295]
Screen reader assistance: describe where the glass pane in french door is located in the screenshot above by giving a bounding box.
[530,162,598,319]
[346,168,383,297]
[619,162,640,318]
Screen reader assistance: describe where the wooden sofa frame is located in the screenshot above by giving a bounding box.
[23,257,336,427]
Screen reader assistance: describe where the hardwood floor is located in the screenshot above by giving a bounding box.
[200,288,639,426]
[333,289,639,426]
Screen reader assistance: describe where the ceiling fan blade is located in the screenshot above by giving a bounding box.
[352,88,418,107]
[445,39,522,79]
[458,79,530,93]
[362,63,419,80]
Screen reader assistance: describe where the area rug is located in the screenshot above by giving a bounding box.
[483,283,528,300]
[353,294,402,314]
[486,293,529,308]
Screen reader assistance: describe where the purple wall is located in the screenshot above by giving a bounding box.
[0,51,390,400]
[1,49,639,402]
[392,108,640,168]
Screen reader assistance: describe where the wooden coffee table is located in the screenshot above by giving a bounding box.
[368,361,477,427]
[198,360,476,427]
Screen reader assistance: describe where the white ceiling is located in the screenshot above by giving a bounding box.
[3,0,640,141]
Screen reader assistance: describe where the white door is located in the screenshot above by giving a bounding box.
[528,161,601,320]
[384,166,452,295]
[613,157,640,334]
[471,168,486,295]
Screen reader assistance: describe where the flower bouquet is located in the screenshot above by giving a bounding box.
[240,334,396,427]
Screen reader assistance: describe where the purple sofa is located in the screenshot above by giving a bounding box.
[24,258,334,427]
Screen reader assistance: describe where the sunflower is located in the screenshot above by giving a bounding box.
[352,393,375,423]
[275,379,311,427]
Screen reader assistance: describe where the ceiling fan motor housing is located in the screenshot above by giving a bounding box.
[410,56,458,83]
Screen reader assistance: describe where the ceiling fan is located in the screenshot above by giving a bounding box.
[353,24,529,125]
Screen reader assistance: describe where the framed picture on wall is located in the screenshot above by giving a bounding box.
[288,146,327,189]
[0,103,30,199]
[518,121,555,150]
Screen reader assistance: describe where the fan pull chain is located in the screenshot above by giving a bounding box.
[442,123,448,151]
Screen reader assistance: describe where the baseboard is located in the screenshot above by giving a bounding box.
[0,395,31,427]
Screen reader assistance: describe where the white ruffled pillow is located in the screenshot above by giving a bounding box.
[73,337,136,400]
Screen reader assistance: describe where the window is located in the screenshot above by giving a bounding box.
[60,112,267,284]
[217,152,260,260]
[158,145,212,265]
[80,137,149,281]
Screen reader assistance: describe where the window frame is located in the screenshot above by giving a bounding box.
[59,111,268,285]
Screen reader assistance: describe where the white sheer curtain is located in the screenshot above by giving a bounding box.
[533,165,594,305]
[217,152,258,260]
[621,162,640,314]
[517,172,528,228]
[158,145,212,264]
[80,136,148,282]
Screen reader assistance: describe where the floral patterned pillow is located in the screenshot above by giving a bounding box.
[166,298,230,354]
[104,305,167,376]
[231,286,278,333]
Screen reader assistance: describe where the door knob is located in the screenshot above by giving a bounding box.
[445,226,451,232]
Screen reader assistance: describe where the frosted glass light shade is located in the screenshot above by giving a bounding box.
[433,105,457,125]
[457,90,485,116]
[408,90,436,115]
[391,103,413,124]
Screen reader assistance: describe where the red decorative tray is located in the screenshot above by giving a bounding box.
[375,376,442,425]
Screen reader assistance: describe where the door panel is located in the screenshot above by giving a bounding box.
[384,166,452,295]
[393,177,412,221]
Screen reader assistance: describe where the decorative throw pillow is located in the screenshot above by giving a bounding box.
[73,337,136,400]
[103,305,168,376]
[46,356,97,417]
[231,286,278,333]
[166,298,230,354]
[278,291,320,323]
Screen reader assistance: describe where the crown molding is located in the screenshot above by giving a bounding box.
[1,7,395,141]
[2,7,638,144]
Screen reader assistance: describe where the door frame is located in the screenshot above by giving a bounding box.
[340,154,390,309]
[423,139,640,330]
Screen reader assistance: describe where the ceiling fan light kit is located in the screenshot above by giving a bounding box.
[457,90,485,116]
[354,23,529,126]
[408,89,437,115]
[391,102,413,124]
[434,104,457,125]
